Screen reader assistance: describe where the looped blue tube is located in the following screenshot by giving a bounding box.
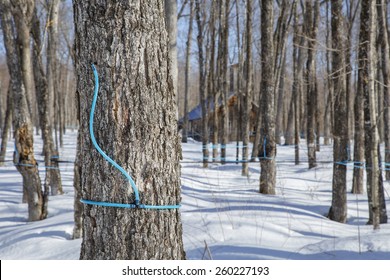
[80,64,180,210]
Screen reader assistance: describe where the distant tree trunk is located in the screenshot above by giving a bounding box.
[378,0,390,181]
[46,0,60,148]
[74,0,186,259]
[242,0,252,176]
[361,0,386,229]
[352,0,365,194]
[293,2,306,165]
[195,0,209,168]
[285,2,297,147]
[31,6,63,199]
[219,0,230,165]
[72,131,82,239]
[259,0,276,195]
[182,0,194,143]
[328,0,348,223]
[352,79,365,194]
[165,0,178,101]
[274,0,294,145]
[0,0,45,222]
[235,0,243,164]
[0,87,12,166]
[305,0,319,169]
[323,0,333,146]
[355,0,387,227]
[208,1,218,162]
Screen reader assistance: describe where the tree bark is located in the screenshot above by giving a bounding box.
[259,0,276,195]
[74,0,185,259]
[305,0,319,169]
[328,0,348,223]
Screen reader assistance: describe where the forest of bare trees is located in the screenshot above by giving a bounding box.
[0,0,389,259]
[177,0,389,230]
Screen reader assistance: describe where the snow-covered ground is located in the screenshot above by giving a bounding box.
[0,130,389,260]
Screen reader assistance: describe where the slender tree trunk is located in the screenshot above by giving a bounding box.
[361,0,385,229]
[72,130,82,239]
[0,87,12,166]
[165,0,178,102]
[328,0,348,223]
[352,0,365,194]
[219,0,230,165]
[31,6,63,199]
[195,0,209,168]
[242,0,252,176]
[208,1,218,162]
[324,3,333,147]
[305,0,319,169]
[378,0,390,181]
[0,0,45,221]
[182,0,194,143]
[259,0,276,195]
[74,0,186,259]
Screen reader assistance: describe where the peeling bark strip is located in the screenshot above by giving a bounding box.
[73,0,185,259]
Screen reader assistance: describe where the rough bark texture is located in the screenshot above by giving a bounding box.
[1,0,45,222]
[259,0,276,195]
[328,0,348,223]
[73,0,185,259]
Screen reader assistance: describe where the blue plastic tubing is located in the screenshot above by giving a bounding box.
[80,64,180,210]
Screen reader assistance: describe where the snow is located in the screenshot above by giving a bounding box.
[0,131,389,260]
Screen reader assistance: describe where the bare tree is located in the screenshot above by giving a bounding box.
[219,0,230,165]
[378,0,390,181]
[182,0,194,143]
[242,0,252,176]
[0,0,45,221]
[328,0,348,223]
[74,0,186,259]
[259,0,276,195]
[165,0,178,100]
[305,0,319,169]
[31,5,63,200]
[195,0,209,168]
